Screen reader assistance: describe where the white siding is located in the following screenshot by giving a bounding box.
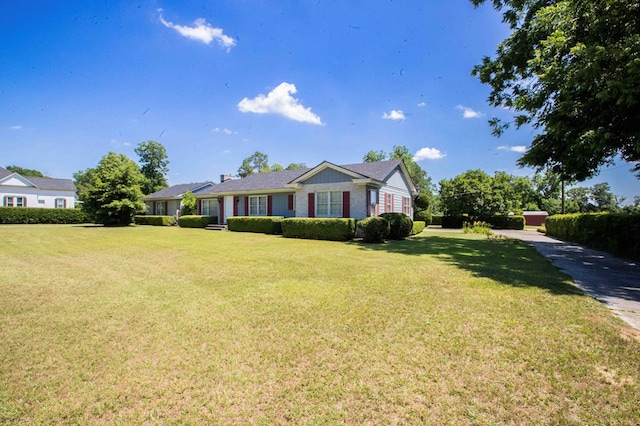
[0,186,76,209]
[377,169,413,216]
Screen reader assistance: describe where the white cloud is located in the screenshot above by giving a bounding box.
[9,125,22,130]
[158,9,235,50]
[413,147,446,161]
[237,82,323,125]
[456,105,483,119]
[382,110,405,121]
[498,145,527,153]
[214,127,237,135]
[417,102,426,107]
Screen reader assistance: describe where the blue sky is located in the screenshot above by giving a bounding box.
[2,0,638,203]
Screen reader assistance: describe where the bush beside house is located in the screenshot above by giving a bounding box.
[227,216,284,234]
[0,207,87,224]
[282,218,356,241]
[134,215,175,226]
[358,216,390,243]
[178,215,217,228]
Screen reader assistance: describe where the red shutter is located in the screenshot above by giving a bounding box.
[391,194,394,212]
[288,194,294,210]
[244,196,249,216]
[267,196,273,216]
[233,197,238,216]
[308,193,315,217]
[218,198,224,224]
[197,199,202,215]
[342,191,350,218]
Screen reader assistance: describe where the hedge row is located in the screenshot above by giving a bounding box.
[440,215,524,230]
[0,207,88,224]
[281,218,357,241]
[227,216,283,234]
[134,215,175,226]
[178,215,218,228]
[545,213,640,261]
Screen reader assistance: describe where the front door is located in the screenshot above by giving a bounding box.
[223,195,234,224]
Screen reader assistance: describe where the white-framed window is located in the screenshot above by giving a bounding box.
[4,196,26,207]
[55,198,66,208]
[403,197,411,216]
[201,199,218,216]
[249,195,267,216]
[155,201,165,215]
[316,191,342,217]
[385,193,392,212]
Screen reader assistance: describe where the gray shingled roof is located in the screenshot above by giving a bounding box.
[198,160,405,195]
[0,167,76,191]
[145,182,214,199]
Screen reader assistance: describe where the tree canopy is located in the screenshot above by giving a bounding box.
[6,165,45,177]
[237,152,307,177]
[79,152,146,226]
[135,140,169,195]
[471,0,640,181]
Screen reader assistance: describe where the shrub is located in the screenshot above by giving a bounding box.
[134,215,175,226]
[486,215,525,230]
[357,216,390,243]
[442,215,466,229]
[411,221,426,235]
[431,215,443,226]
[0,207,88,224]
[178,215,217,228]
[282,218,356,241]
[463,221,493,235]
[545,213,640,261]
[379,213,413,240]
[227,216,283,234]
[413,210,432,225]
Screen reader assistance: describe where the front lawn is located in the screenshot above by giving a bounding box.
[1,226,638,424]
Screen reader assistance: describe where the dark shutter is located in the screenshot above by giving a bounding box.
[218,198,224,224]
[288,194,294,210]
[267,196,273,216]
[233,197,238,216]
[244,196,249,216]
[308,193,315,218]
[342,191,350,218]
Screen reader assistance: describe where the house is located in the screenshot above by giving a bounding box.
[0,167,77,208]
[522,211,549,227]
[196,159,417,224]
[144,182,215,216]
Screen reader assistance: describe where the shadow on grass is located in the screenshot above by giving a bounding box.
[354,234,584,297]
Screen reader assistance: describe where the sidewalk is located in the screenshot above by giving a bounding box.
[493,229,640,330]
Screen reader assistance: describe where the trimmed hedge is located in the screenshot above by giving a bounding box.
[431,215,443,226]
[282,218,357,241]
[442,215,466,229]
[178,215,217,228]
[0,207,87,224]
[486,215,525,230]
[134,215,175,226]
[413,210,433,226]
[379,212,413,240]
[411,220,426,235]
[227,216,284,234]
[357,216,390,243]
[545,213,640,261]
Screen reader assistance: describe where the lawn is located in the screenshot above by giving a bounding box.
[1,225,639,424]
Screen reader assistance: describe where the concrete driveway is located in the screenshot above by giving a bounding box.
[494,229,640,330]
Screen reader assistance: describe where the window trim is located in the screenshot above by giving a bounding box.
[4,196,26,208]
[55,198,66,209]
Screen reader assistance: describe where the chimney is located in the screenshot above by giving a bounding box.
[220,174,235,183]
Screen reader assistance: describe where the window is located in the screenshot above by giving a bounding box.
[316,191,342,217]
[403,197,411,216]
[385,193,392,212]
[201,199,218,216]
[249,195,267,216]
[155,201,165,215]
[4,196,26,207]
[55,198,66,208]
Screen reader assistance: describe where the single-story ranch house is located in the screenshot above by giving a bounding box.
[145,160,417,224]
[0,167,77,209]
[144,181,215,216]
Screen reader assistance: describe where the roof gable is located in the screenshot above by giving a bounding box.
[0,173,37,188]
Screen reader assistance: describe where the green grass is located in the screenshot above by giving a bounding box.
[1,225,639,424]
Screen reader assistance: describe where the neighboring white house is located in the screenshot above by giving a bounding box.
[194,159,417,224]
[0,167,77,209]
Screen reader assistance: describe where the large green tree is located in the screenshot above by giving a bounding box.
[471,0,640,181]
[238,151,271,177]
[80,152,146,226]
[135,140,169,195]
